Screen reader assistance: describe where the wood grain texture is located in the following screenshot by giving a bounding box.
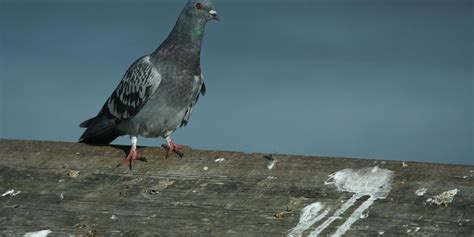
[0,139,472,237]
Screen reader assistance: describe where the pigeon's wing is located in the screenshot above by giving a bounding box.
[180,73,206,127]
[105,56,162,120]
[200,79,206,96]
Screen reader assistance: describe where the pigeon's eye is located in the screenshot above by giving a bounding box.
[195,3,203,10]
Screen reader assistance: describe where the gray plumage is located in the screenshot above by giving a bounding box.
[79,0,218,145]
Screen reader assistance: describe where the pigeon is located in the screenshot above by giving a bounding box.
[79,0,219,167]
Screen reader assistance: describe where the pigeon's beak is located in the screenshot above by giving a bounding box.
[209,10,220,21]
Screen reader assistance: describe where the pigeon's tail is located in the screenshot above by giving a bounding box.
[79,117,95,128]
[79,115,121,145]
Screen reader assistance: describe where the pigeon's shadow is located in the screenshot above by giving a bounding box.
[110,144,132,157]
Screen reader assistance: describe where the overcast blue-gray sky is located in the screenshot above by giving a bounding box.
[0,0,472,165]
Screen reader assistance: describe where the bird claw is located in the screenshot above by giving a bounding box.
[162,143,188,158]
[173,149,184,158]
[123,148,138,170]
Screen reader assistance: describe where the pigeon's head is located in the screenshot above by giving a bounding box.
[185,0,220,22]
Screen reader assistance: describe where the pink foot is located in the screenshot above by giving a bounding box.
[123,147,138,169]
[162,137,190,158]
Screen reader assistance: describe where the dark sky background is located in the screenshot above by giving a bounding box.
[0,0,472,165]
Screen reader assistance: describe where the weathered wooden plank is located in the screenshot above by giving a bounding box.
[0,139,472,236]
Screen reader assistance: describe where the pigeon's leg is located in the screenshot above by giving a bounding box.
[162,136,189,158]
[123,136,138,170]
